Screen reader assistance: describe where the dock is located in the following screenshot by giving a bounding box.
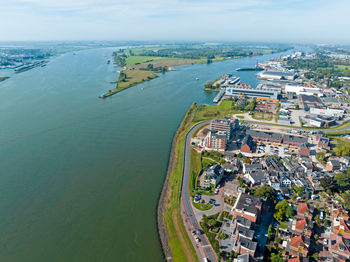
[213,90,225,103]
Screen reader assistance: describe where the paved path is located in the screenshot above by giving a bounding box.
[180,121,218,262]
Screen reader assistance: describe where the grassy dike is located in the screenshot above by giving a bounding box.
[159,100,234,261]
[0,76,9,82]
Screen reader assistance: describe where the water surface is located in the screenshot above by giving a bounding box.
[0,47,292,262]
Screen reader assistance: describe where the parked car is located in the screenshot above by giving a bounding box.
[209,199,216,205]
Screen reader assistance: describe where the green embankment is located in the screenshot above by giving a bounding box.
[163,100,234,261]
[0,76,9,82]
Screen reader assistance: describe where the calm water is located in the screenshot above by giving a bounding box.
[0,47,293,262]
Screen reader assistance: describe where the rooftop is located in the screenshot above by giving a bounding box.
[235,193,262,215]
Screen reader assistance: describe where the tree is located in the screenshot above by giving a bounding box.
[312,252,320,261]
[270,253,284,262]
[204,81,214,89]
[342,191,350,209]
[293,185,305,197]
[218,232,227,240]
[316,152,326,164]
[208,219,217,228]
[243,158,251,164]
[324,219,329,227]
[274,200,294,221]
[247,98,256,111]
[314,234,319,240]
[314,215,321,227]
[335,144,350,156]
[119,72,127,82]
[334,173,350,190]
[147,63,154,70]
[320,176,335,191]
[254,185,275,200]
[267,225,273,240]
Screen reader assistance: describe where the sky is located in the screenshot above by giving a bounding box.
[1,0,350,43]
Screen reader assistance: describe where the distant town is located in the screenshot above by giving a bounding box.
[164,46,350,262]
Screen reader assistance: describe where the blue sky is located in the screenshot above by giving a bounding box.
[1,0,350,43]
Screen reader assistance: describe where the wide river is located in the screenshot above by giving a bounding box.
[0,47,293,262]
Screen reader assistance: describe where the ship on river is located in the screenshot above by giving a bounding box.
[236,65,264,71]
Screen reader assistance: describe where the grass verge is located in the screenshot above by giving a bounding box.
[162,101,234,261]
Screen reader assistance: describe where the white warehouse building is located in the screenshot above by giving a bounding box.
[310,107,345,119]
[285,84,323,97]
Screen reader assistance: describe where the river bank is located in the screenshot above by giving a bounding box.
[0,76,9,82]
[158,100,235,261]
[100,46,289,98]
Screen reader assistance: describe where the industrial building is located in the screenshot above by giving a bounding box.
[310,107,344,119]
[284,84,323,97]
[298,94,324,111]
[225,86,279,99]
[258,70,297,81]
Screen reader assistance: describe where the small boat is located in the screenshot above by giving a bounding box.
[195,77,199,80]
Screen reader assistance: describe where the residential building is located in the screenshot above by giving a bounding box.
[206,130,227,151]
[233,193,262,224]
[243,163,263,174]
[246,130,283,144]
[245,171,267,185]
[264,156,285,172]
[326,160,341,171]
[210,118,234,140]
[299,143,310,157]
[240,135,254,155]
[202,164,224,188]
[289,235,309,258]
[283,135,308,148]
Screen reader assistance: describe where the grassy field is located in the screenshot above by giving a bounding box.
[335,65,350,71]
[163,101,234,261]
[131,58,203,70]
[252,112,274,121]
[102,69,157,96]
[189,149,201,197]
[192,100,234,122]
[193,202,213,211]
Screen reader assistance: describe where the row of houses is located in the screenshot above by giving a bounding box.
[245,130,308,148]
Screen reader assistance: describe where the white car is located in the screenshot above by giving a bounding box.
[195,237,201,243]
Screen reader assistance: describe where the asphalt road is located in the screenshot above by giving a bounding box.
[180,121,218,262]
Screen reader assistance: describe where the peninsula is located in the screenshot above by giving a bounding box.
[0,76,9,82]
[99,44,289,98]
